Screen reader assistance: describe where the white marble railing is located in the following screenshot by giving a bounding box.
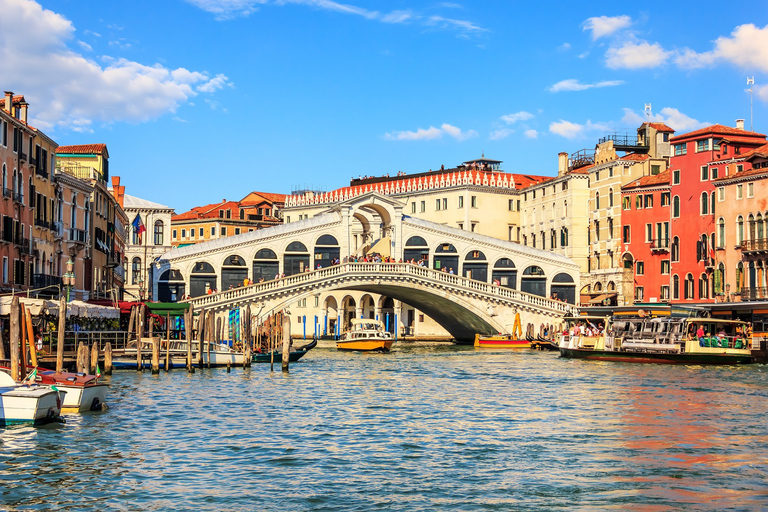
[185,262,574,315]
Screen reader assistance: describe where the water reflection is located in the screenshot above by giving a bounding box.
[0,347,766,510]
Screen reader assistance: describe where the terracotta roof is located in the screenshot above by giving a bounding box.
[740,142,768,160]
[240,191,287,205]
[0,95,26,108]
[56,144,108,155]
[713,167,768,182]
[619,153,650,162]
[172,200,238,221]
[670,124,767,142]
[513,174,552,189]
[623,169,671,190]
[645,122,674,133]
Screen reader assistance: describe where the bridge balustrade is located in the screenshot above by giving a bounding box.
[185,262,574,315]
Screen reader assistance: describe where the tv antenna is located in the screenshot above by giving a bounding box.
[747,77,755,131]
[644,103,652,119]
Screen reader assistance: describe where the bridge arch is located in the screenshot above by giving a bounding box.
[190,261,217,297]
[434,243,458,272]
[404,236,429,263]
[521,265,546,297]
[158,268,185,302]
[492,258,517,289]
[462,250,488,282]
[221,254,247,290]
[253,248,279,282]
[314,234,340,269]
[551,272,576,304]
[322,295,339,335]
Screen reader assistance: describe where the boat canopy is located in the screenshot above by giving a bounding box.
[146,302,190,317]
[351,319,385,328]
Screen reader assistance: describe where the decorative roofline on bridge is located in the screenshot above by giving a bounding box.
[158,213,343,263]
[285,170,518,208]
[402,217,579,271]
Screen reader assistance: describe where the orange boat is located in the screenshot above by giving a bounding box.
[473,333,530,349]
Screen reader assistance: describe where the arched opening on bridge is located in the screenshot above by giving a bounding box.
[158,269,185,302]
[358,203,393,241]
[379,296,395,333]
[340,295,357,332]
[579,284,591,306]
[314,234,340,269]
[221,254,247,290]
[360,294,376,319]
[403,236,429,263]
[253,248,279,281]
[284,241,310,276]
[492,258,517,289]
[323,296,338,337]
[551,273,576,304]
[190,261,217,297]
[434,243,458,272]
[462,250,488,282]
[521,265,546,297]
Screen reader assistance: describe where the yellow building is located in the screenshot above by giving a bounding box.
[29,127,58,294]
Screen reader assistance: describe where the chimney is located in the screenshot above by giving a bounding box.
[111,176,125,208]
[558,152,568,176]
[3,91,11,113]
[19,102,28,124]
[736,119,745,130]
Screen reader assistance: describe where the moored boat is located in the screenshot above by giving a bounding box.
[337,319,394,352]
[559,316,753,365]
[0,371,63,426]
[531,335,559,351]
[474,333,530,349]
[252,338,317,363]
[36,369,108,412]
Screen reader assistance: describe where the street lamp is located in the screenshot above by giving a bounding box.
[726,283,731,303]
[62,257,75,302]
[138,274,145,301]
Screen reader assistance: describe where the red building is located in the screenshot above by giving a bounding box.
[621,170,671,303]
[669,122,767,303]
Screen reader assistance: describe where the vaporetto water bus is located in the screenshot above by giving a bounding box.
[558,315,753,365]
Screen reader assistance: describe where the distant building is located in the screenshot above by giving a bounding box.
[171,192,285,248]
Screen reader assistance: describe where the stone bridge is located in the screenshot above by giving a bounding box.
[154,192,580,340]
[185,262,576,341]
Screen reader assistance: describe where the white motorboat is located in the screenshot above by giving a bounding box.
[337,319,395,352]
[0,371,63,426]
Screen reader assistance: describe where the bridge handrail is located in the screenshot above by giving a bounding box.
[185,262,574,314]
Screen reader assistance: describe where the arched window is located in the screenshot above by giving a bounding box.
[84,200,90,233]
[736,262,744,293]
[1,164,5,193]
[154,220,164,245]
[701,192,709,214]
[699,273,709,299]
[710,191,715,215]
[717,218,725,248]
[715,262,725,295]
[748,214,756,240]
[595,192,600,210]
[609,188,614,207]
[673,196,680,218]
[71,193,77,229]
[564,200,567,216]
[737,215,744,245]
[671,236,680,262]
[131,257,141,285]
[684,273,694,299]
[758,213,765,240]
[673,274,680,300]
[560,227,569,247]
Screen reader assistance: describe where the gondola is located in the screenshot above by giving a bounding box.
[252,338,318,363]
[530,335,559,351]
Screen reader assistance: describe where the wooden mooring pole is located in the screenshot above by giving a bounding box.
[10,296,20,381]
[90,342,99,374]
[197,309,206,368]
[104,342,113,375]
[24,306,37,368]
[136,305,144,372]
[186,305,194,373]
[282,313,291,373]
[165,312,171,372]
[56,296,66,373]
[151,337,160,375]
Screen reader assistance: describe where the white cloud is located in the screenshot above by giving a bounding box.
[583,15,631,40]
[605,40,671,69]
[757,84,768,103]
[500,111,533,124]
[558,42,571,51]
[77,40,92,51]
[549,119,608,139]
[0,0,230,132]
[524,129,538,139]
[621,107,707,133]
[549,78,624,92]
[675,23,768,72]
[578,51,589,59]
[196,73,231,93]
[489,128,513,140]
[385,123,477,141]
[185,0,486,35]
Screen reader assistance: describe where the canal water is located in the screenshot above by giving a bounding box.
[1,344,767,511]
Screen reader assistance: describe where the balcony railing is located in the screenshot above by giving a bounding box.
[19,151,27,162]
[650,238,670,252]
[570,148,595,170]
[12,190,22,204]
[740,287,768,301]
[1,230,12,244]
[740,238,768,253]
[2,188,10,199]
[35,166,48,179]
[70,228,87,243]
[32,273,62,291]
[34,218,50,229]
[18,238,31,254]
[53,221,64,239]
[29,156,37,168]
[598,133,650,150]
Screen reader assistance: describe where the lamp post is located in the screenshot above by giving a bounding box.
[726,283,731,303]
[138,274,145,301]
[62,257,75,302]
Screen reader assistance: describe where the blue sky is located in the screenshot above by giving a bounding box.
[3,0,768,212]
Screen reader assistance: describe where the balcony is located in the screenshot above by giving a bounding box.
[598,133,650,152]
[570,148,595,170]
[35,166,48,179]
[2,188,9,199]
[740,238,768,254]
[34,218,50,229]
[18,238,31,254]
[29,156,37,168]
[19,151,27,162]
[70,228,87,244]
[52,221,64,239]
[650,238,670,253]
[1,230,11,244]
[32,273,61,291]
[12,190,22,204]
[740,287,768,301]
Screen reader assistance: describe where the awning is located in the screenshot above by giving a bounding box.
[146,302,190,317]
[589,293,617,304]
